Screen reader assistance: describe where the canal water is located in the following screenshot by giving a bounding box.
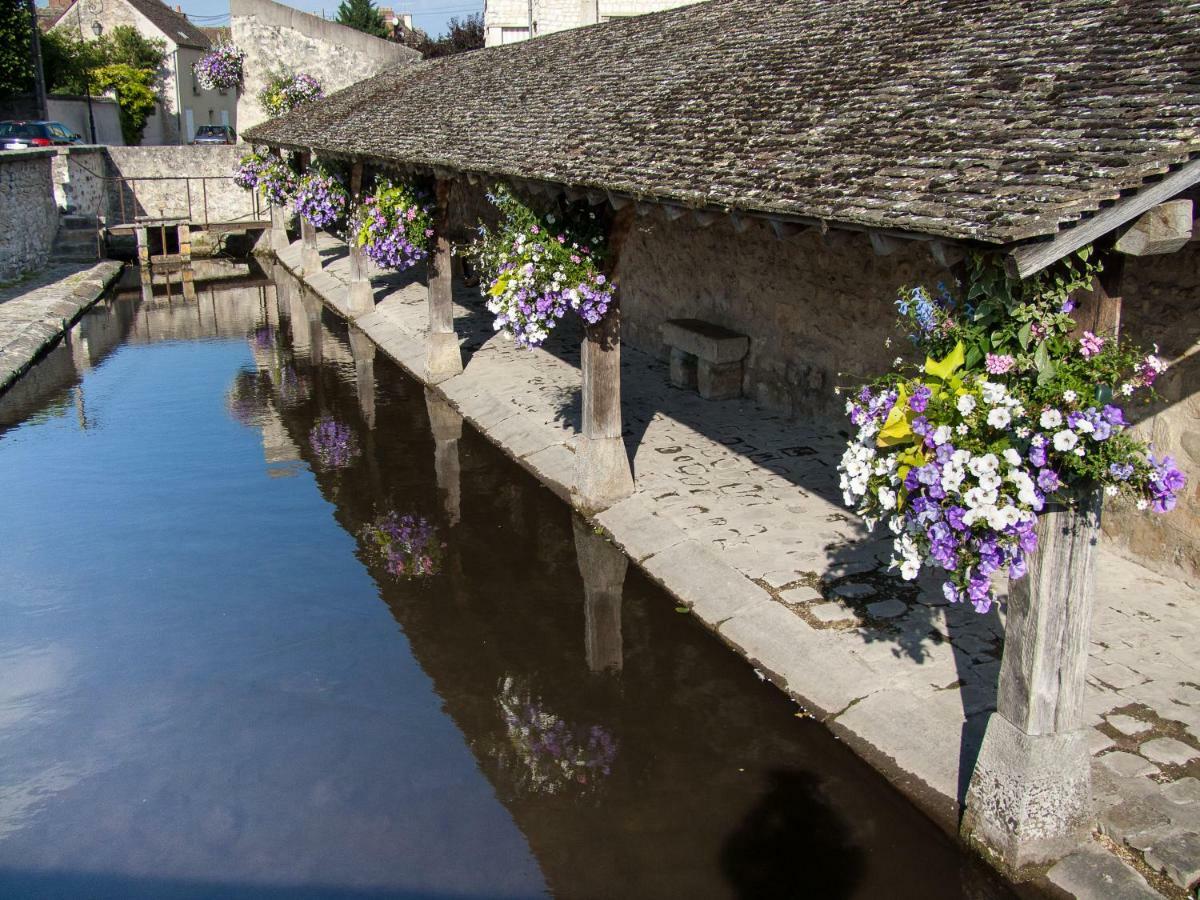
[0,262,1017,899]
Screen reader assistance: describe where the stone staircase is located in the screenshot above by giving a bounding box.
[52,214,103,263]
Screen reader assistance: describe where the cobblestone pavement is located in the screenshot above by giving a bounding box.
[281,236,1200,898]
[0,260,124,393]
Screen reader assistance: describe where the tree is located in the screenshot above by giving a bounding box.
[335,0,388,39]
[0,0,34,100]
[41,25,166,144]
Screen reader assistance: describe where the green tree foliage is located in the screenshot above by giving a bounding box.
[399,13,484,59]
[41,25,165,144]
[92,64,158,145]
[0,0,34,99]
[335,0,388,39]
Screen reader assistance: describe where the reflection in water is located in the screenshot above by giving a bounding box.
[0,263,1016,899]
[308,416,361,470]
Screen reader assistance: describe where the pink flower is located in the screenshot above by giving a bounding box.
[1079,331,1105,358]
[531,225,540,234]
[557,234,566,244]
[985,353,1015,374]
[570,254,581,264]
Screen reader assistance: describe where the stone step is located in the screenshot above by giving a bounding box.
[61,214,100,230]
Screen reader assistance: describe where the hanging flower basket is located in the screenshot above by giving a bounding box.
[361,512,445,578]
[837,249,1184,614]
[259,72,324,118]
[466,185,614,349]
[233,149,296,206]
[193,43,245,91]
[293,164,348,231]
[352,179,434,271]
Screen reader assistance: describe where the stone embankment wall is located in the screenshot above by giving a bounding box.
[613,211,1200,583]
[104,146,257,225]
[0,150,59,281]
[51,147,108,217]
[231,0,419,138]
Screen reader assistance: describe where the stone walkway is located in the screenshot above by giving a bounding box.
[0,260,124,394]
[279,235,1199,899]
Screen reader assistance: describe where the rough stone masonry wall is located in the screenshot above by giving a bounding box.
[104,146,257,225]
[0,151,59,282]
[1107,242,1200,581]
[231,0,418,138]
[51,147,108,218]
[617,213,1200,582]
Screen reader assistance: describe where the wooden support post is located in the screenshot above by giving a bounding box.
[136,226,149,267]
[424,177,463,384]
[138,264,153,303]
[298,151,321,274]
[573,205,636,511]
[572,517,626,674]
[177,223,191,263]
[349,327,376,430]
[180,264,196,303]
[347,161,374,316]
[963,260,1124,878]
[425,388,463,526]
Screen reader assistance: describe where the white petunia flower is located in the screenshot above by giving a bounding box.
[987,408,1012,429]
[1003,448,1023,467]
[933,425,952,445]
[957,395,977,416]
[1052,430,1079,452]
[877,487,897,510]
[1040,409,1063,429]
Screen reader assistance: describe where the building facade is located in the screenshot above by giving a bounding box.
[48,0,238,145]
[483,0,702,45]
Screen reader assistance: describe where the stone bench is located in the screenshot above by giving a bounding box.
[661,318,750,400]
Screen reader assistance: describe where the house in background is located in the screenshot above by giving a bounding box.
[46,0,238,144]
[483,0,702,45]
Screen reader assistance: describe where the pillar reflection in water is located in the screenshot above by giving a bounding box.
[571,516,626,674]
[348,328,377,430]
[424,388,462,527]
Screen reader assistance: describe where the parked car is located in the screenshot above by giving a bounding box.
[0,121,84,150]
[191,125,236,145]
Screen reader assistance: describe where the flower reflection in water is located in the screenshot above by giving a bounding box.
[225,371,270,426]
[495,676,618,796]
[309,416,359,470]
[362,512,444,579]
[251,326,275,351]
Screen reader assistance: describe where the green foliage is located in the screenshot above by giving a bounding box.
[335,0,388,38]
[91,64,158,145]
[0,0,34,99]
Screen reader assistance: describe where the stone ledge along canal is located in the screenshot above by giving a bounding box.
[0,262,1018,899]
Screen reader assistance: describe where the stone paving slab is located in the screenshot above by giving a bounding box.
[0,260,124,394]
[278,234,1200,897]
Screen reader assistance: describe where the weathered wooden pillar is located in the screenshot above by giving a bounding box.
[347,162,374,317]
[573,205,636,511]
[298,151,321,274]
[425,388,463,526]
[138,264,153,303]
[572,517,626,674]
[424,177,463,384]
[177,223,191,263]
[349,327,376,429]
[963,261,1124,877]
[136,225,150,267]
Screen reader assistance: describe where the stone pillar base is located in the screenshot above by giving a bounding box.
[348,280,374,316]
[962,712,1093,879]
[424,331,463,384]
[573,435,634,512]
[302,244,322,275]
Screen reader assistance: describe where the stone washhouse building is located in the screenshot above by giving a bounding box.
[245,0,1200,892]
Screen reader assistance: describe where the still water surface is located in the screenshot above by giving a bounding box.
[0,264,1015,899]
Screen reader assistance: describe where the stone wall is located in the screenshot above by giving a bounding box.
[618,214,950,418]
[231,0,419,138]
[51,147,108,217]
[0,151,59,281]
[1105,242,1200,580]
[104,145,259,225]
[46,96,124,146]
[484,0,702,44]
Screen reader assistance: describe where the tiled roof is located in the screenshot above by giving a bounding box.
[244,0,1200,244]
[125,0,212,49]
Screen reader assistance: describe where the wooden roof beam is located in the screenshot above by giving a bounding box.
[1007,159,1200,279]
[1113,199,1193,256]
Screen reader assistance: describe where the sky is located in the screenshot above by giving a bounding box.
[37,0,484,38]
